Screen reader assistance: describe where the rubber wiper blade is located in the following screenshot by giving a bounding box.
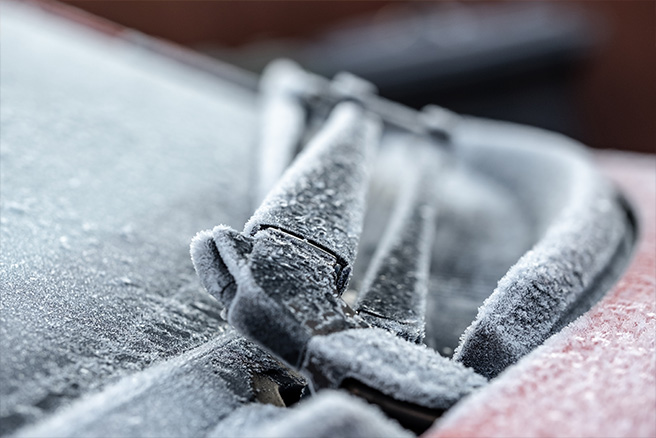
[356,143,443,344]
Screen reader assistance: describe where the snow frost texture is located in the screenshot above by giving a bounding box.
[305,328,487,410]
[16,332,304,438]
[245,102,381,266]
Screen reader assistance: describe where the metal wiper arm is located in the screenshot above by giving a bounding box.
[254,59,460,200]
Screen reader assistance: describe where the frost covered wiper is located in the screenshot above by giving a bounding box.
[191,63,485,433]
[191,60,633,434]
[193,101,377,368]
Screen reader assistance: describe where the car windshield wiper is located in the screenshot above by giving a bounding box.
[191,60,634,434]
[191,61,485,434]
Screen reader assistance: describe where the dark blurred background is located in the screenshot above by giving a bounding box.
[63,1,655,153]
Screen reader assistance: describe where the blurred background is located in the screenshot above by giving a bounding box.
[62,0,655,153]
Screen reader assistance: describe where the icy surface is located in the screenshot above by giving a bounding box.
[15,331,304,438]
[304,328,487,410]
[0,2,255,434]
[451,118,632,378]
[211,390,413,438]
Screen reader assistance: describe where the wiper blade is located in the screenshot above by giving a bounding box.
[355,143,443,344]
[192,102,379,367]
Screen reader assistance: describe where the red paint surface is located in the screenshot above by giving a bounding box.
[427,151,655,438]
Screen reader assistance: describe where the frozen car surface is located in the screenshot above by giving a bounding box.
[1,2,654,438]
[0,2,256,434]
